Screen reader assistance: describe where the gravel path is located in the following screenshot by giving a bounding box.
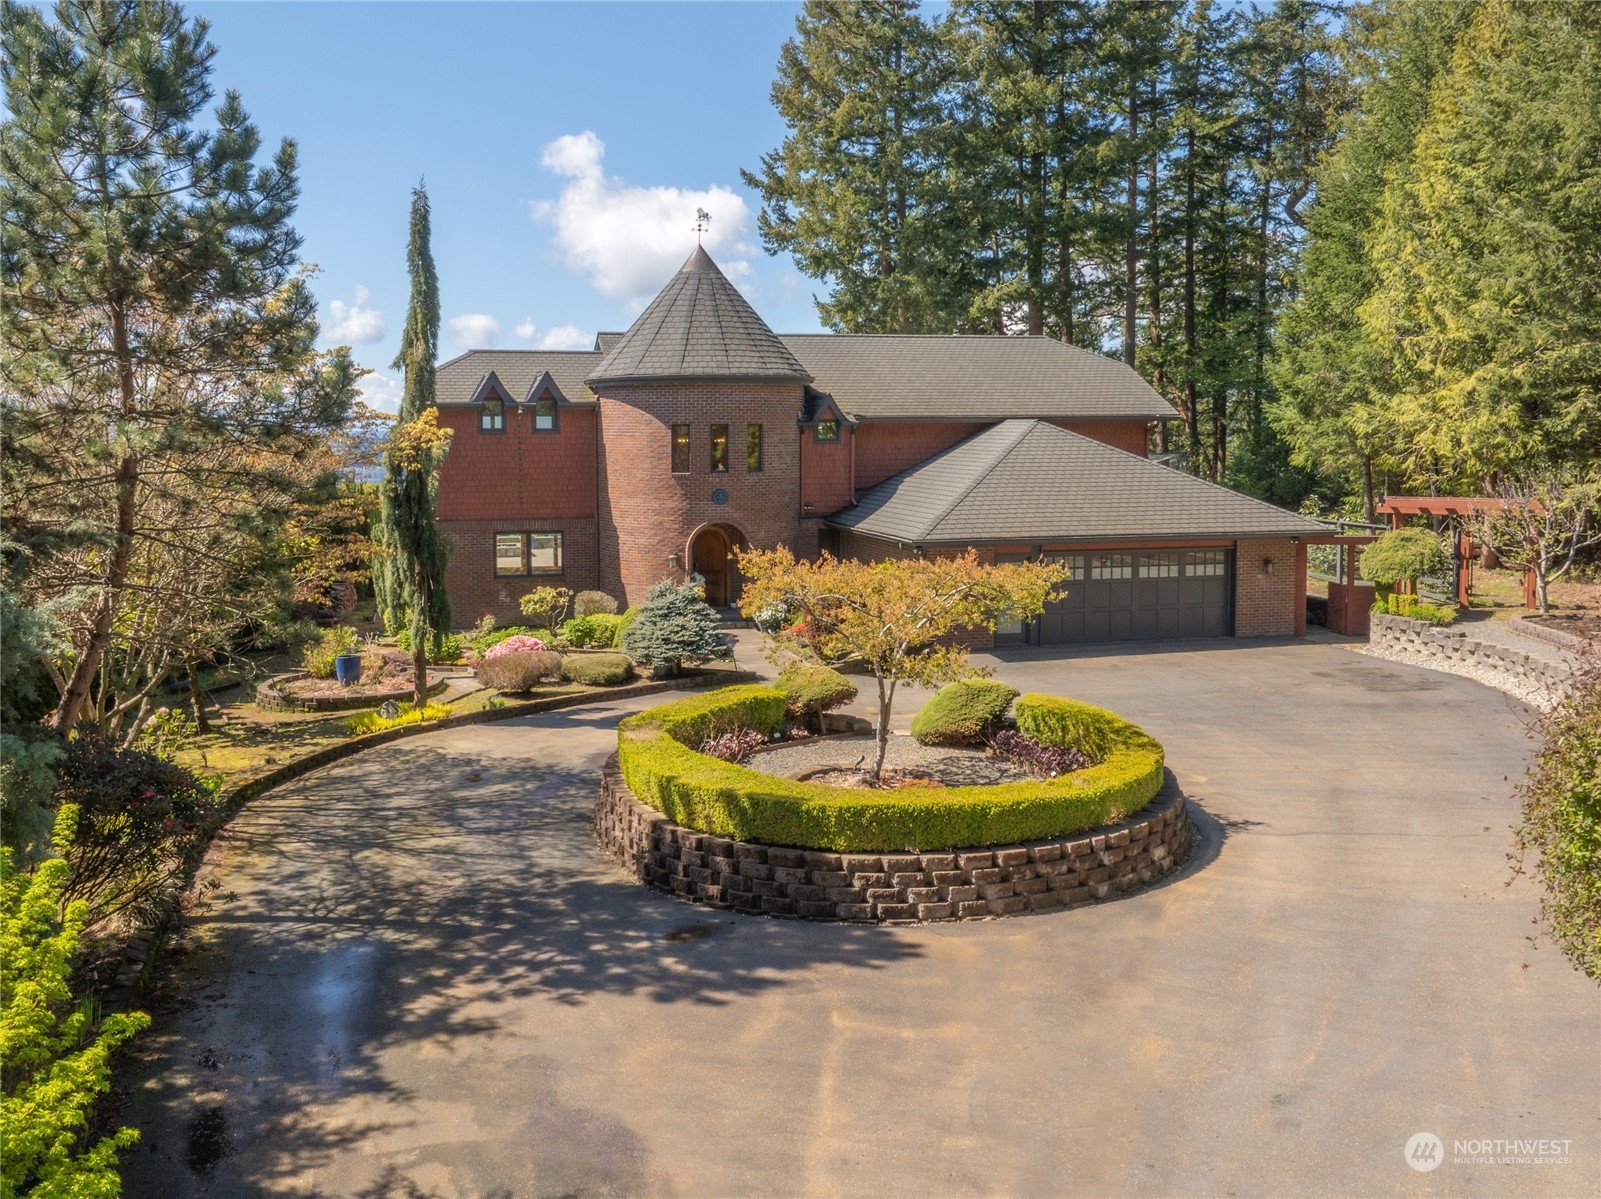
[746,733,1028,785]
[1453,611,1577,667]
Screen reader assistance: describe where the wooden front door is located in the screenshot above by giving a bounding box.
[691,527,731,606]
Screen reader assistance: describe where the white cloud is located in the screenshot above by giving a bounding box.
[511,320,592,351]
[356,368,403,415]
[324,284,386,344]
[537,324,592,351]
[531,131,756,309]
[447,313,500,350]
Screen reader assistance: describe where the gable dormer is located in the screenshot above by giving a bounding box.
[802,390,850,443]
[523,370,566,433]
[469,371,512,432]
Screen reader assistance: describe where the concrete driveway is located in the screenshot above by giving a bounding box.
[117,638,1599,1198]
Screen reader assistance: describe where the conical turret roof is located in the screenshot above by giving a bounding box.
[587,246,811,386]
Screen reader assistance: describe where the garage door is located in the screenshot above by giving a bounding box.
[998,549,1232,644]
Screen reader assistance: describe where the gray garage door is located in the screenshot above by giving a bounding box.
[997,549,1233,644]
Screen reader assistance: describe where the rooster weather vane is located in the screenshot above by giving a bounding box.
[694,207,711,244]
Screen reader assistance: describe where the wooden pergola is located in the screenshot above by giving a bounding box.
[1376,496,1539,607]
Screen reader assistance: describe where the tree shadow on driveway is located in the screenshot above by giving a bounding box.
[119,735,926,1197]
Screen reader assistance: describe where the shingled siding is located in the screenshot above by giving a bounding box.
[801,423,853,515]
[596,382,805,607]
[435,406,598,522]
[440,518,600,628]
[1057,419,1150,457]
[1234,538,1306,638]
[853,422,987,490]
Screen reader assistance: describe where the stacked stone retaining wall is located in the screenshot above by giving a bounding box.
[594,756,1192,922]
[1369,613,1574,706]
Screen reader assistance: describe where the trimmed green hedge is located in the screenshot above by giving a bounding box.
[616,686,1164,852]
[910,679,1019,746]
[560,652,634,686]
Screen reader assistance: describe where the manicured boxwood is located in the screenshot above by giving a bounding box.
[561,652,634,686]
[774,666,857,725]
[910,679,1019,746]
[615,686,1164,852]
[1013,693,1129,763]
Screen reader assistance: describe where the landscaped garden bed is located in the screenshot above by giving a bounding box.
[594,684,1189,921]
[254,668,450,712]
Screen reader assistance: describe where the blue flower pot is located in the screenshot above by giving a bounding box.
[334,653,364,686]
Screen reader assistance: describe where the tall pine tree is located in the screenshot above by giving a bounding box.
[0,0,355,730]
[374,184,452,706]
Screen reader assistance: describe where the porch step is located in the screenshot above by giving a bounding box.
[714,606,755,630]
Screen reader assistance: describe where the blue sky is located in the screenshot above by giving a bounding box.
[188,1,821,410]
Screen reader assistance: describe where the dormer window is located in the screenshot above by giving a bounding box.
[480,397,505,432]
[815,419,839,442]
[533,396,558,432]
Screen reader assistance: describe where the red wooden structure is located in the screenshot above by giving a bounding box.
[1375,496,1538,608]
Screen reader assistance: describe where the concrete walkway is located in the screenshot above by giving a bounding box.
[117,640,1600,1198]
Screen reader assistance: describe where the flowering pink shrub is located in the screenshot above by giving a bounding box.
[483,634,546,660]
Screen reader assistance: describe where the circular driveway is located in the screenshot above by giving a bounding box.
[119,640,1599,1197]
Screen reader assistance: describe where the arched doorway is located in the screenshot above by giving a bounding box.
[688,523,745,607]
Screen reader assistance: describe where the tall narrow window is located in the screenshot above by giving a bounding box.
[671,424,691,474]
[533,396,557,432]
[494,534,525,576]
[746,423,763,472]
[814,419,839,442]
[481,398,504,431]
[710,424,729,473]
[527,533,563,574]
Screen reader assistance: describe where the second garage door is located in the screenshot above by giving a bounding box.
[1000,548,1233,644]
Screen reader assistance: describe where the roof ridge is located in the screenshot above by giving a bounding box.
[910,419,1038,540]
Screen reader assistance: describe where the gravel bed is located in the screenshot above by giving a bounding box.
[1453,612,1576,668]
[1359,641,1560,710]
[746,733,1030,786]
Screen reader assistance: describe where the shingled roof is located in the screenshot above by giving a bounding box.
[827,420,1328,545]
[587,246,812,386]
[784,335,1175,423]
[435,350,600,406]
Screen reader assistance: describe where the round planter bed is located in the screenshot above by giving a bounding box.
[254,669,448,713]
[593,685,1192,922]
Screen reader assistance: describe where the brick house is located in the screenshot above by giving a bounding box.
[434,245,1324,645]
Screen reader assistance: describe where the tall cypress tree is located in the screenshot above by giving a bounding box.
[374,183,452,705]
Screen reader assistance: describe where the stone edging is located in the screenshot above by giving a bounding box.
[1369,612,1574,705]
[1509,614,1597,655]
[594,756,1192,922]
[103,668,761,1008]
[254,669,449,712]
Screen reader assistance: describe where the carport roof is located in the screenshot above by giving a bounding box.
[826,419,1330,545]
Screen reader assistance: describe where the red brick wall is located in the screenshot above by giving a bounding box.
[801,424,854,515]
[439,517,600,628]
[1234,537,1305,637]
[596,381,805,606]
[1058,420,1151,457]
[435,406,598,521]
[853,423,986,490]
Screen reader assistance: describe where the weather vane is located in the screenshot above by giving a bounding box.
[694,208,711,244]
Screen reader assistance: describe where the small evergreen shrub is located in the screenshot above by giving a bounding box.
[562,614,625,648]
[347,702,452,736]
[1013,694,1126,764]
[560,652,633,686]
[1515,660,1601,978]
[1360,528,1450,599]
[774,666,857,727]
[51,733,224,927]
[614,605,641,649]
[910,680,1020,746]
[621,579,731,673]
[475,650,562,692]
[301,624,360,678]
[1,806,150,1197]
[574,590,620,617]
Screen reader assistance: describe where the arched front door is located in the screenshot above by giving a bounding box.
[689,524,742,607]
